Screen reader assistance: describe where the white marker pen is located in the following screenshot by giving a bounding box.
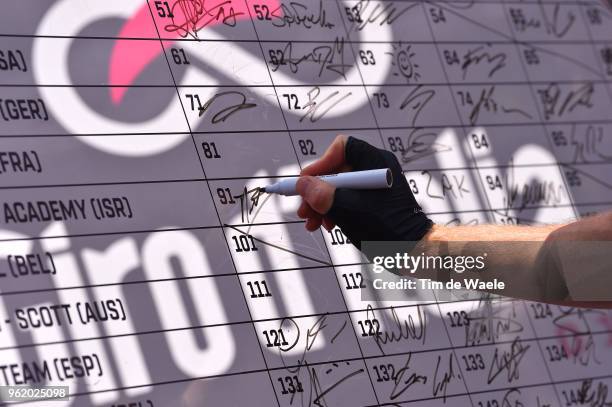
[261,168,393,196]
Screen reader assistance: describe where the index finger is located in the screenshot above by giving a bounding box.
[300,134,351,176]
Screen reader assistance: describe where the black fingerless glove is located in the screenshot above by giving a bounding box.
[326,136,434,250]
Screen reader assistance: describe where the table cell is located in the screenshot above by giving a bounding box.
[0,86,190,136]
[239,267,347,320]
[426,3,513,42]
[0,134,202,187]
[0,181,220,237]
[404,169,486,214]
[282,85,378,131]
[269,357,378,407]
[519,43,602,82]
[224,223,331,274]
[506,3,590,42]
[471,384,559,407]
[582,3,612,41]
[248,0,348,42]
[533,82,611,123]
[439,299,536,347]
[349,304,451,357]
[450,83,540,126]
[166,40,273,86]
[194,131,299,179]
[538,331,612,381]
[255,312,363,369]
[179,86,286,133]
[366,350,467,404]
[455,337,549,392]
[438,43,526,84]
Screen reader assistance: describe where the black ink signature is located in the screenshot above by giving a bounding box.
[300,87,352,123]
[537,0,576,38]
[310,362,364,407]
[276,315,322,369]
[400,85,435,126]
[553,307,599,334]
[276,315,351,407]
[469,86,533,125]
[487,337,530,384]
[500,388,525,407]
[537,82,594,121]
[198,91,256,123]
[423,170,470,201]
[366,304,427,355]
[551,307,603,367]
[390,353,428,400]
[224,223,332,266]
[399,128,453,164]
[387,42,421,83]
[268,38,351,79]
[466,300,524,346]
[347,0,418,32]
[569,379,612,407]
[164,0,243,39]
[427,1,602,79]
[432,353,458,401]
[570,125,612,164]
[461,45,507,79]
[509,171,565,210]
[502,158,565,215]
[508,3,575,38]
[232,185,267,224]
[270,0,335,30]
[569,333,601,367]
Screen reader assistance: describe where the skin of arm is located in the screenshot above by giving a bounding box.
[425,223,561,242]
[296,135,612,307]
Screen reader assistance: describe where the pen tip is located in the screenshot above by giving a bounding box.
[260,187,267,193]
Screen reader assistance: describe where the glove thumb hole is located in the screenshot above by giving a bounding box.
[296,176,335,215]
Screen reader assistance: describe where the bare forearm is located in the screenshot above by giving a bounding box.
[412,224,559,300]
[423,211,612,244]
[413,212,612,305]
[424,223,563,242]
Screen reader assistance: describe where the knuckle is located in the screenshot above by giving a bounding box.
[309,185,330,212]
[296,176,313,195]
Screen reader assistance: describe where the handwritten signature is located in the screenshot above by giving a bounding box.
[268,38,351,79]
[367,304,427,355]
[390,353,428,400]
[269,0,335,30]
[347,0,418,32]
[487,337,530,385]
[468,85,533,125]
[461,45,507,80]
[164,0,243,38]
[197,91,257,123]
[300,87,352,123]
[465,300,524,346]
[399,128,453,164]
[537,82,594,121]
